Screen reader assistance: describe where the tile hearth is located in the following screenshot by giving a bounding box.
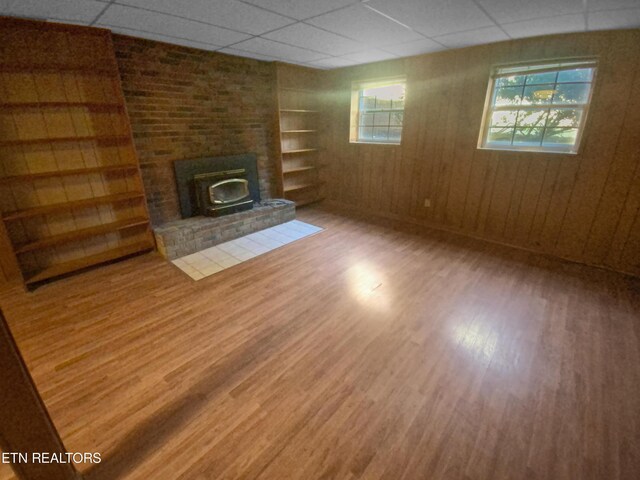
[171,220,322,280]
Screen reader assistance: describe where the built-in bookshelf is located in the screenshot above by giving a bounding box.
[275,64,324,207]
[0,18,154,287]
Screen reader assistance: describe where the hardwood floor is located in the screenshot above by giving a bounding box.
[1,205,639,480]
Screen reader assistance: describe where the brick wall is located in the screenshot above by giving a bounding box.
[113,35,279,225]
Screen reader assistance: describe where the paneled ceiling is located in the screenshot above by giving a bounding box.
[1,0,638,69]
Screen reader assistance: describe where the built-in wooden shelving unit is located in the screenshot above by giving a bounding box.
[0,18,155,287]
[275,64,324,207]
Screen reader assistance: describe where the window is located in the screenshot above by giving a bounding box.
[350,77,406,144]
[479,59,597,154]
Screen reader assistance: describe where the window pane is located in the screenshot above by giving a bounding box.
[487,127,514,144]
[553,83,590,104]
[389,127,402,142]
[373,112,390,126]
[543,128,578,146]
[390,112,403,126]
[523,84,555,104]
[482,62,595,152]
[557,68,593,83]
[496,75,525,87]
[376,98,391,109]
[358,126,373,141]
[525,72,557,85]
[352,79,405,144]
[490,110,517,127]
[516,110,548,127]
[494,86,523,106]
[360,113,374,126]
[547,108,582,128]
[513,128,544,146]
[392,98,405,109]
[372,127,389,140]
[361,96,376,109]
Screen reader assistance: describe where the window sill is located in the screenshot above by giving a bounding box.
[350,141,401,146]
[478,145,578,155]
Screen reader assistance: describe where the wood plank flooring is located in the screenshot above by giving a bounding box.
[1,205,639,480]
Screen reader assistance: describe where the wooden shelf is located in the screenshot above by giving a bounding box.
[279,109,318,113]
[0,102,123,111]
[284,182,324,193]
[15,217,150,254]
[281,130,317,133]
[0,19,154,288]
[0,164,139,183]
[283,166,317,174]
[0,135,129,147]
[282,148,317,154]
[24,240,153,285]
[2,191,145,221]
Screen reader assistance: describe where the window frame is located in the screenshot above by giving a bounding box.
[477,58,598,155]
[350,76,406,145]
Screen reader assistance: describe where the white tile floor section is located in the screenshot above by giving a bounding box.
[171,220,323,280]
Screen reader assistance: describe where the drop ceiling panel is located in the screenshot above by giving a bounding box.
[0,0,639,70]
[588,0,640,9]
[229,37,329,62]
[307,57,358,69]
[262,23,365,56]
[589,8,640,29]
[339,49,399,64]
[109,26,220,51]
[366,0,494,37]
[218,47,282,62]
[0,0,106,23]
[241,0,359,20]
[433,26,509,49]
[306,4,424,46]
[381,38,446,57]
[97,4,250,46]
[502,14,586,39]
[117,0,294,35]
[476,0,585,24]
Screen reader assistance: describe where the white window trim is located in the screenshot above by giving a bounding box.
[350,76,406,145]
[477,58,598,155]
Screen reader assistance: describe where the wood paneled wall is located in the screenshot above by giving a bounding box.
[320,30,640,276]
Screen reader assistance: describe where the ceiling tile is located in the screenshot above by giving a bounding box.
[306,57,358,68]
[588,8,640,29]
[218,47,282,62]
[476,0,584,24]
[241,0,358,20]
[109,26,219,51]
[306,4,424,46]
[262,22,365,56]
[588,0,640,10]
[97,4,250,46]
[339,49,399,64]
[117,0,294,35]
[381,38,446,57]
[0,0,106,23]
[502,13,586,38]
[366,0,494,37]
[229,37,329,62]
[433,26,509,49]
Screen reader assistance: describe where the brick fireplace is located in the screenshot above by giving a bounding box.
[113,34,280,225]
